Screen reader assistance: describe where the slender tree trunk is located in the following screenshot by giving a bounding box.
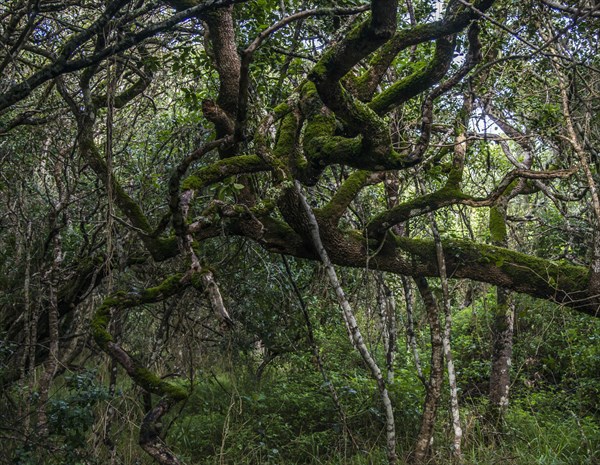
[23,220,40,435]
[489,287,514,414]
[488,203,515,427]
[19,221,33,381]
[430,213,462,461]
[412,277,444,464]
[295,181,397,465]
[377,276,397,384]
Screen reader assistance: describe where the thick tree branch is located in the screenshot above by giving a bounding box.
[0,0,247,112]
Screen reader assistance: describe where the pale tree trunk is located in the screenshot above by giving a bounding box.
[377,282,391,371]
[295,181,397,465]
[383,168,423,385]
[489,286,514,414]
[429,212,462,461]
[488,202,515,426]
[412,277,444,464]
[420,94,470,461]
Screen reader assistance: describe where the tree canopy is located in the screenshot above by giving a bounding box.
[1,0,599,463]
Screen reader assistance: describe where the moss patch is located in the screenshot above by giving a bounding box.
[319,170,371,221]
[489,207,507,244]
[182,155,268,191]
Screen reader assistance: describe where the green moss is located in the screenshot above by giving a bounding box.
[140,273,184,300]
[392,235,590,297]
[272,111,303,176]
[182,155,267,191]
[190,270,206,290]
[303,114,336,144]
[309,60,328,82]
[319,170,371,221]
[445,164,464,188]
[307,16,375,83]
[364,21,446,73]
[92,275,191,403]
[300,81,319,101]
[308,136,363,167]
[274,113,299,154]
[273,102,291,118]
[300,83,338,162]
[460,240,589,292]
[133,368,189,401]
[368,37,454,115]
[489,207,507,243]
[91,305,113,348]
[91,292,129,349]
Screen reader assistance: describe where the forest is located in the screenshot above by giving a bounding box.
[0,0,599,463]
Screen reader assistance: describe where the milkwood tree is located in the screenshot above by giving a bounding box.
[1,0,599,463]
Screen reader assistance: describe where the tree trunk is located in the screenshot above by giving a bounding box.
[139,399,182,465]
[429,212,462,461]
[412,277,444,464]
[489,286,515,417]
[488,203,515,426]
[295,181,397,465]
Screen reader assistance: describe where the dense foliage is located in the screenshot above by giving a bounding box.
[1,0,599,463]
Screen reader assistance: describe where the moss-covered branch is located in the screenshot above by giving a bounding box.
[352,0,496,100]
[384,235,591,313]
[92,273,190,401]
[182,155,270,191]
[367,164,575,237]
[369,36,455,116]
[206,210,595,316]
[319,170,374,224]
[298,82,420,175]
[168,137,233,242]
[367,186,470,237]
[309,0,397,89]
[186,205,597,316]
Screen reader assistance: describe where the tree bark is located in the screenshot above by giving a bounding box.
[488,203,515,426]
[412,277,444,464]
[431,213,462,461]
[294,181,398,465]
[139,399,182,465]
